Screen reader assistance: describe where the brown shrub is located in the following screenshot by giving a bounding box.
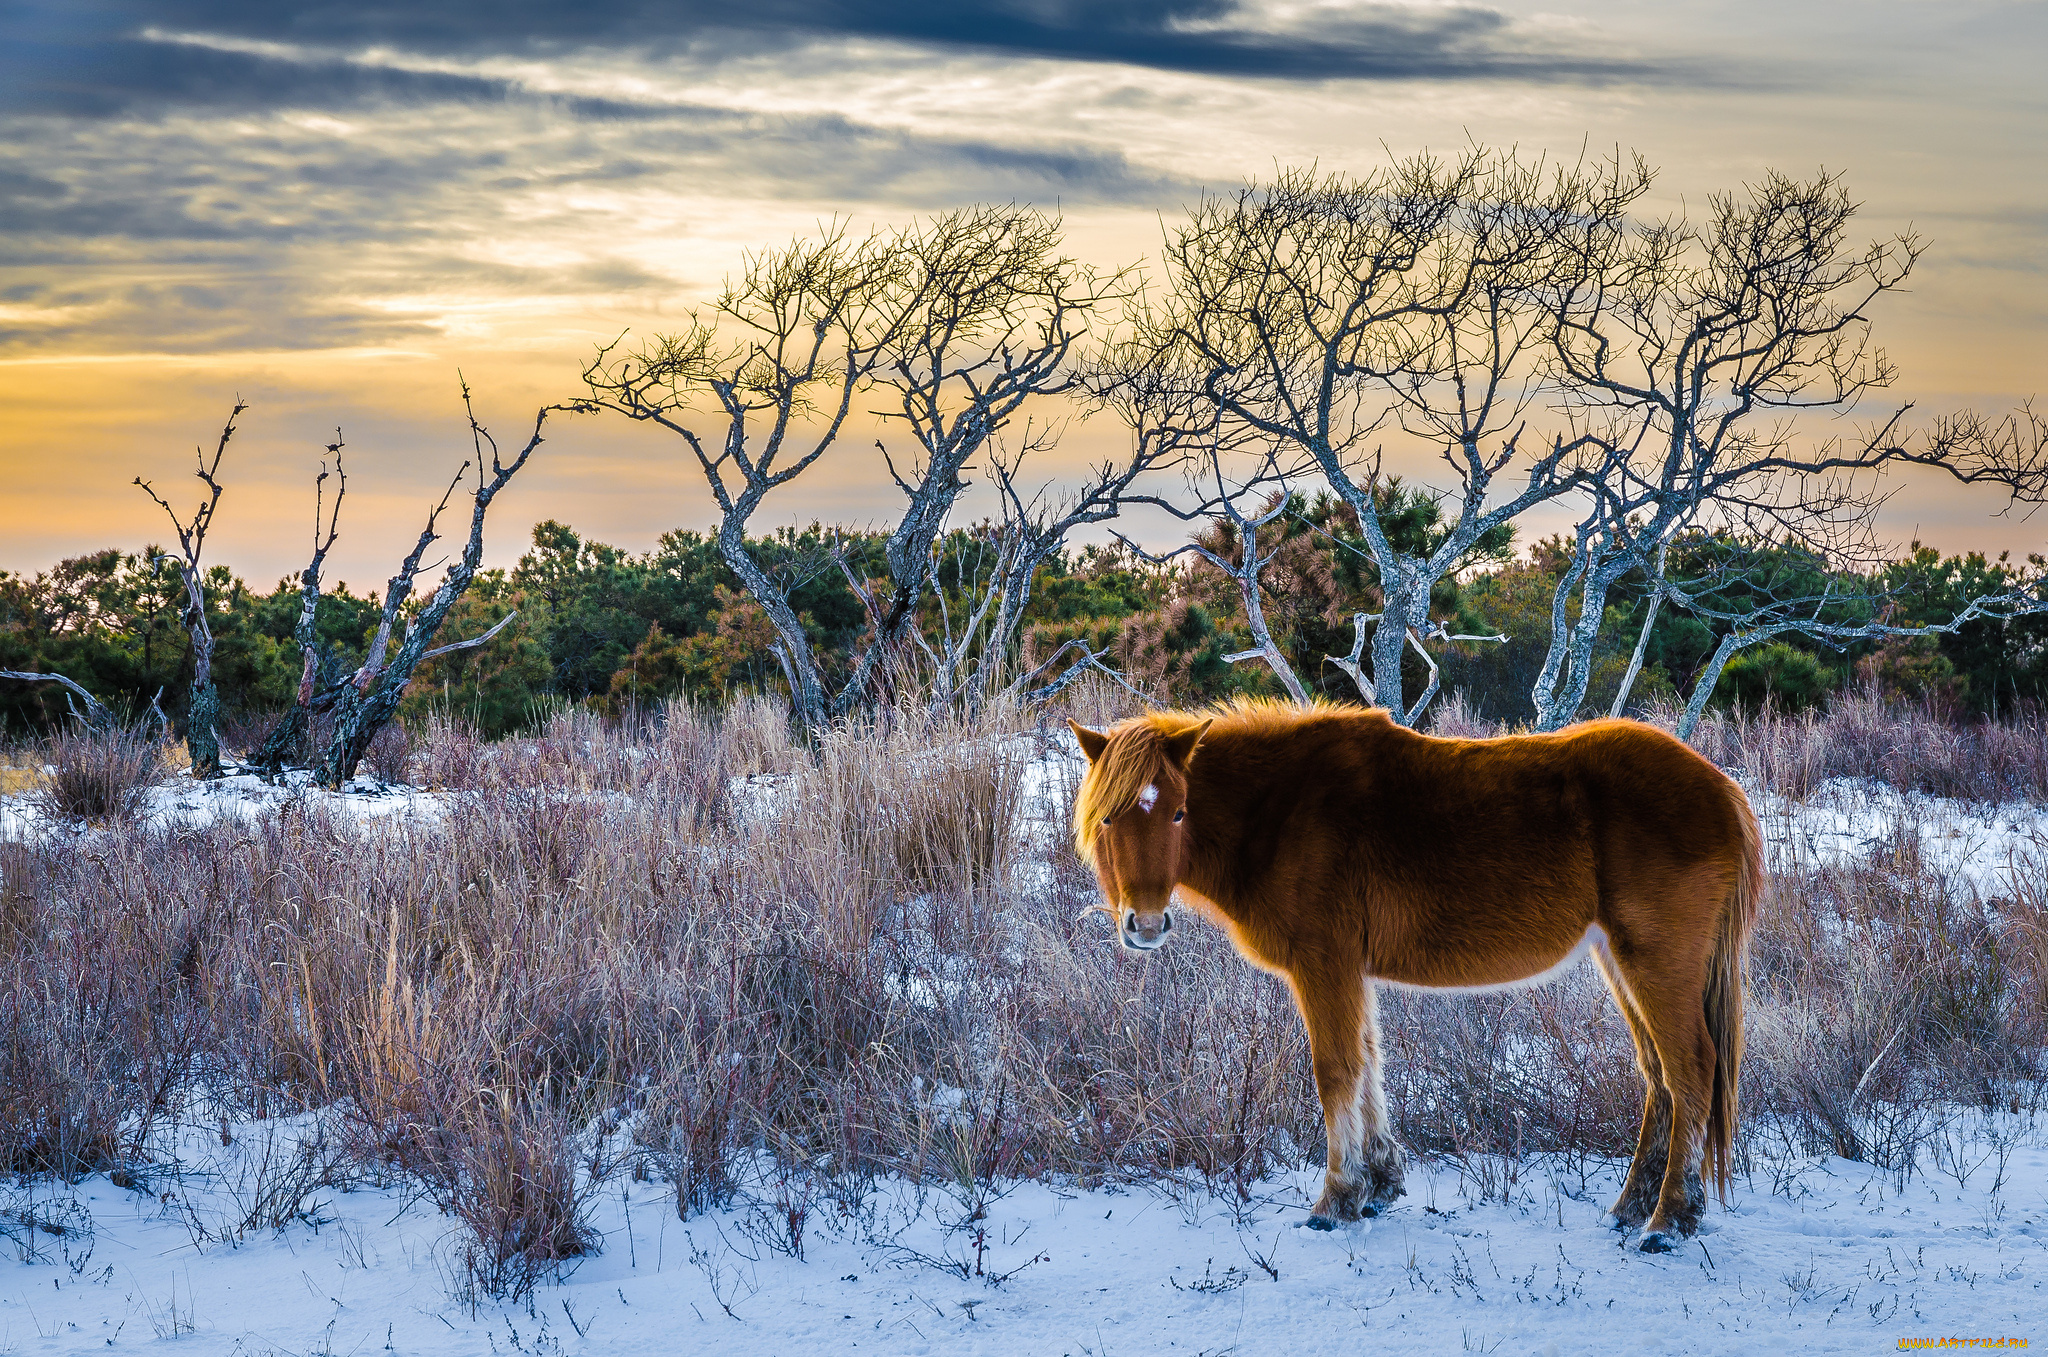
[0,838,207,1180]
[411,710,490,790]
[31,721,167,822]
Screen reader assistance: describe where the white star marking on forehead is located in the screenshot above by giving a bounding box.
[1137,784,1159,813]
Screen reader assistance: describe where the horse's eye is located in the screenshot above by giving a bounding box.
[1101,816,1113,826]
[1172,808,1185,823]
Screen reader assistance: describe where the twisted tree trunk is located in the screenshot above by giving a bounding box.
[316,392,569,786]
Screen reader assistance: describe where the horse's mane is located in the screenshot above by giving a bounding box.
[1072,697,1360,862]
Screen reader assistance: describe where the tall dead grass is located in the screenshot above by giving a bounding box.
[1,687,2041,1300]
[27,721,168,822]
[1685,690,2048,803]
[1741,824,2048,1170]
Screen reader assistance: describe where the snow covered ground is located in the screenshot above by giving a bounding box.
[4,750,2045,1354]
[0,767,450,842]
[4,1120,2043,1356]
[1750,777,2048,899]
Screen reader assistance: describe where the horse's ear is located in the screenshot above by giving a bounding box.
[1164,718,1213,770]
[1069,720,1110,763]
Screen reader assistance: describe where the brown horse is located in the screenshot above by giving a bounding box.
[1069,699,1760,1253]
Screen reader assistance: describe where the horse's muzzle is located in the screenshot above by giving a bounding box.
[1120,907,1173,951]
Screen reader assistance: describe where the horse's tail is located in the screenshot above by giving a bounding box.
[1703,778,1761,1201]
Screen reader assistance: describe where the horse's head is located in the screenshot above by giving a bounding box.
[1069,715,1213,952]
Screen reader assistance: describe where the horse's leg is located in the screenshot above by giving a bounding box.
[1615,956,1716,1253]
[1294,963,1397,1228]
[1356,982,1405,1212]
[1591,943,1670,1230]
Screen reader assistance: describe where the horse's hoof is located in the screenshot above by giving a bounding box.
[1303,1214,1339,1231]
[1637,1230,1678,1254]
[1602,1211,1626,1231]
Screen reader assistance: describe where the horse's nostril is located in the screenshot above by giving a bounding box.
[1160,912,1173,932]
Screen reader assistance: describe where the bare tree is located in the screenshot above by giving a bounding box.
[1646,542,2048,738]
[585,207,1129,731]
[1916,402,2048,506]
[133,402,244,778]
[584,223,897,726]
[315,385,578,787]
[998,454,1166,695]
[1607,540,1669,719]
[983,328,1231,704]
[901,522,1011,714]
[252,437,345,780]
[1322,611,1509,727]
[1154,149,1649,722]
[1115,450,1313,703]
[1527,170,2048,729]
[897,408,1180,714]
[850,210,1134,715]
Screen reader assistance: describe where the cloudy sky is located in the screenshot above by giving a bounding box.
[2,0,2043,588]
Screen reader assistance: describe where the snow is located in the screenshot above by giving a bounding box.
[1749,777,2048,898]
[5,1122,2043,1356]
[0,768,451,842]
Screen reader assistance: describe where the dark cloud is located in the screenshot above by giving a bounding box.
[1,0,1665,122]
[0,94,1183,261]
[0,169,67,200]
[716,0,1651,82]
[662,108,1192,207]
[1,30,519,118]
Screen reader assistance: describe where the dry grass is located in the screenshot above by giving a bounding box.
[25,722,169,822]
[1422,691,1501,740]
[0,754,36,797]
[0,837,198,1180]
[1741,825,2048,1170]
[0,687,2041,1300]
[360,719,413,784]
[1684,690,2048,804]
